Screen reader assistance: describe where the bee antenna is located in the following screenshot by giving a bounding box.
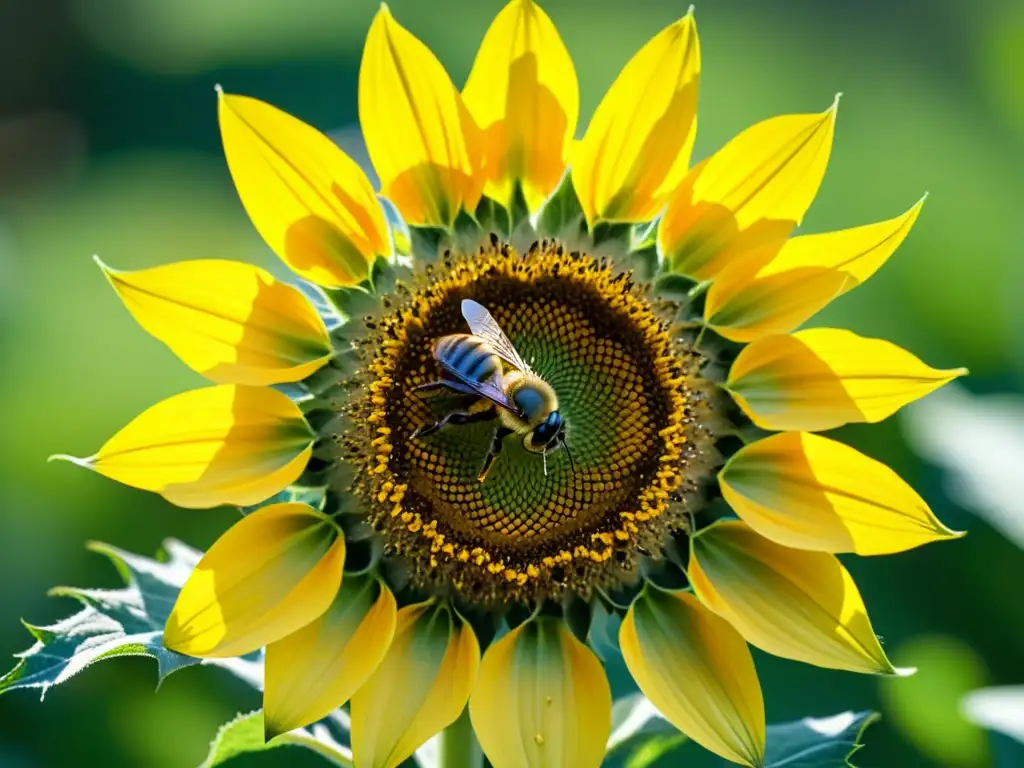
[560,436,576,478]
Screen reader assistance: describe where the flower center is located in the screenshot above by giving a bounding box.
[345,239,717,604]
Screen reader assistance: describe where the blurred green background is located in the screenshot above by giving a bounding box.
[1,0,1022,765]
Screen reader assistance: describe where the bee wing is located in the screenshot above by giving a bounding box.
[461,299,534,375]
[435,359,523,416]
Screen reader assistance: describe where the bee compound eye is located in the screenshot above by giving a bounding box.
[532,421,556,444]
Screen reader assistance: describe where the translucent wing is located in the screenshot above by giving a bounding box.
[434,357,522,416]
[461,299,533,374]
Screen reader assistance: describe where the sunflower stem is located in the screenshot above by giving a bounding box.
[438,707,483,768]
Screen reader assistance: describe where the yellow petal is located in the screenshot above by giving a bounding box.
[720,432,963,555]
[689,521,905,675]
[727,328,968,432]
[463,0,578,212]
[660,98,838,281]
[164,502,344,658]
[470,618,611,768]
[218,91,388,288]
[351,603,480,768]
[52,385,314,508]
[705,265,849,343]
[360,5,483,228]
[97,258,332,386]
[264,576,397,738]
[757,196,926,290]
[572,12,699,224]
[620,589,765,767]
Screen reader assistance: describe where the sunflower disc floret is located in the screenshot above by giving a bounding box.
[344,237,715,604]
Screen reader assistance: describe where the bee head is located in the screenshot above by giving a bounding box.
[510,376,558,425]
[530,411,564,449]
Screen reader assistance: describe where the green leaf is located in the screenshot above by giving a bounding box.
[241,486,328,516]
[0,539,262,699]
[408,224,450,263]
[452,207,483,242]
[630,245,660,283]
[322,284,380,328]
[379,196,412,259]
[605,694,687,767]
[605,695,878,768]
[761,711,880,767]
[590,220,631,249]
[630,219,659,252]
[624,735,688,768]
[587,600,622,662]
[536,174,585,239]
[507,182,530,234]
[473,195,511,239]
[200,710,353,768]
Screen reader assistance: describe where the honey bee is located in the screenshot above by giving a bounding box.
[412,299,574,482]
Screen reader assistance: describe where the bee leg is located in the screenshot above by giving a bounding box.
[413,408,496,440]
[478,426,513,483]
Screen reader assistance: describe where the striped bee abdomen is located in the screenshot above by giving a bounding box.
[434,334,502,383]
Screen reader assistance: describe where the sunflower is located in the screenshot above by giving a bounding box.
[55,2,967,767]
